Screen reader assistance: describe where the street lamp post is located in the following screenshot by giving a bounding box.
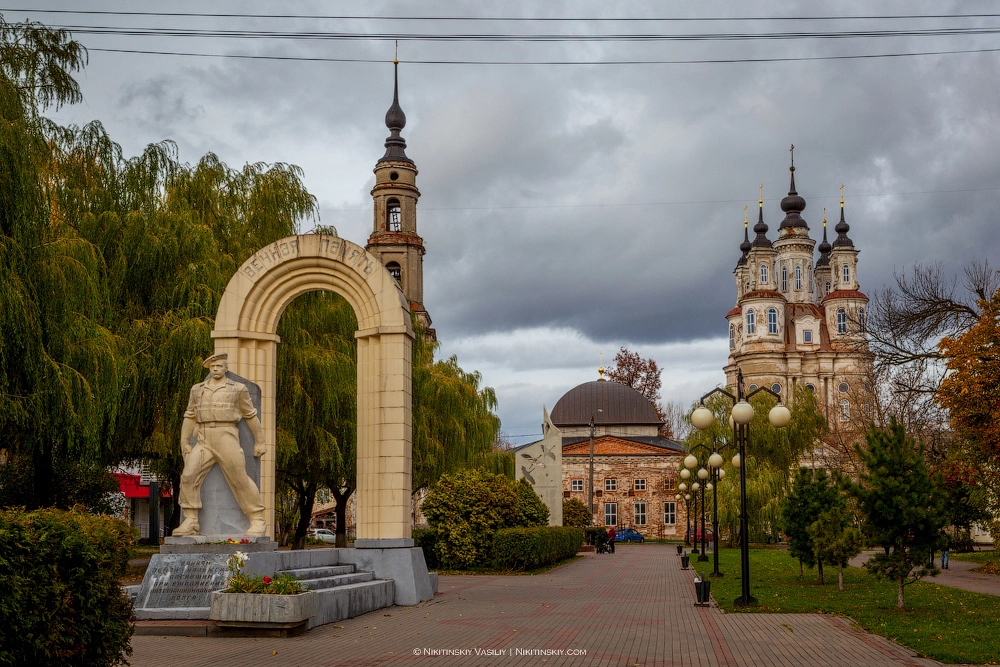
[690,369,791,607]
[587,408,603,517]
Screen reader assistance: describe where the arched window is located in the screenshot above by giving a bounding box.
[836,308,847,334]
[825,281,831,295]
[767,308,778,335]
[839,399,851,422]
[858,307,867,332]
[805,383,815,392]
[729,324,735,350]
[386,261,402,284]
[760,264,768,284]
[781,266,788,291]
[387,198,402,231]
[771,383,781,396]
[746,309,756,335]
[842,264,850,284]
[745,281,750,293]
[748,384,758,391]
[795,265,802,290]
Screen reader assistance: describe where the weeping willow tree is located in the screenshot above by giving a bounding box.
[684,386,827,546]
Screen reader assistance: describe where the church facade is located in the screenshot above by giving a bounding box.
[725,155,871,460]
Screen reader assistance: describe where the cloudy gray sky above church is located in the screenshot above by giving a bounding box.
[34,1,1000,442]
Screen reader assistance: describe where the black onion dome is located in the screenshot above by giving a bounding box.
[778,167,808,229]
[551,380,662,427]
[737,221,752,265]
[752,204,771,248]
[816,221,832,267]
[833,204,853,247]
[379,62,412,164]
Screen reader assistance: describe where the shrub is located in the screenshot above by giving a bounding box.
[563,498,592,527]
[412,528,438,569]
[0,509,134,666]
[420,468,552,569]
[584,526,609,549]
[493,527,584,571]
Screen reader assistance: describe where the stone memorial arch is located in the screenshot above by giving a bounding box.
[211,233,414,545]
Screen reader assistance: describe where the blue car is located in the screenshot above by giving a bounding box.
[615,527,645,543]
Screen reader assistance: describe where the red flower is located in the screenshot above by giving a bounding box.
[263,576,272,584]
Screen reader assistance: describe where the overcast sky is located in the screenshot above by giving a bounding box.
[22,1,1000,443]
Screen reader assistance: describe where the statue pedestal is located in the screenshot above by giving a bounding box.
[163,535,277,554]
[339,540,434,607]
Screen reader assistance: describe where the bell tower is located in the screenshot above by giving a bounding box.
[366,60,433,337]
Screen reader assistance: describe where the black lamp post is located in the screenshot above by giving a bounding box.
[587,408,603,517]
[690,369,791,608]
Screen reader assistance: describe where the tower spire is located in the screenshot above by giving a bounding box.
[737,204,752,265]
[816,206,831,266]
[833,183,853,247]
[380,58,412,164]
[778,143,808,229]
[751,183,771,247]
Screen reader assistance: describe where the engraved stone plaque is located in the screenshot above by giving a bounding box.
[136,553,231,609]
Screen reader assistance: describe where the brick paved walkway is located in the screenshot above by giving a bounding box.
[131,544,945,666]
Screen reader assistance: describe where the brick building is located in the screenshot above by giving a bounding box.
[528,374,688,539]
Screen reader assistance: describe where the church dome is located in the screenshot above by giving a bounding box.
[551,380,661,427]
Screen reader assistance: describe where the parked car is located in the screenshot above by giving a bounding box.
[309,528,336,544]
[685,528,715,543]
[615,527,645,543]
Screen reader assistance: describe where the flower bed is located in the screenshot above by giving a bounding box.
[210,552,315,628]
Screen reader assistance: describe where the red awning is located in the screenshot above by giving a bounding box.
[116,473,171,499]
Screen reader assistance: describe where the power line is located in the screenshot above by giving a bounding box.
[89,45,1000,66]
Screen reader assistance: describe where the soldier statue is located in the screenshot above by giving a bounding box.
[174,353,267,536]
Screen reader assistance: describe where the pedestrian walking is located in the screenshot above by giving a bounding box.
[941,535,950,569]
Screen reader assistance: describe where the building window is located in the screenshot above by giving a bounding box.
[768,308,778,335]
[634,479,646,491]
[803,330,813,343]
[605,502,617,527]
[664,477,675,491]
[748,383,758,391]
[605,478,617,492]
[805,383,815,392]
[840,399,851,422]
[842,264,850,284]
[729,324,735,350]
[760,264,768,284]
[795,265,802,290]
[836,308,847,334]
[664,502,677,525]
[745,281,750,293]
[571,480,583,492]
[746,309,756,335]
[858,307,867,332]
[386,261,402,283]
[387,199,401,231]
[633,502,647,526]
[825,281,831,295]
[781,266,788,291]
[771,383,781,396]
[839,381,850,393]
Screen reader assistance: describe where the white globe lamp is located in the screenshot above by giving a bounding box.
[691,406,715,430]
[769,404,792,428]
[731,400,755,425]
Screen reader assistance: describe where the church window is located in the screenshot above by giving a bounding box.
[825,281,831,295]
[748,384,758,391]
[838,381,850,393]
[858,307,867,332]
[760,264,768,284]
[633,502,647,526]
[746,309,756,335]
[605,478,617,491]
[389,171,399,181]
[842,264,850,284]
[386,261,402,284]
[664,502,676,525]
[795,265,802,290]
[836,308,847,334]
[664,478,675,491]
[729,324,735,350]
[767,308,778,335]
[771,383,781,396]
[840,399,851,422]
[571,480,583,492]
[805,383,816,392]
[387,198,402,231]
[634,479,646,491]
[781,266,787,291]
[745,281,750,293]
[604,502,618,526]
[803,330,813,343]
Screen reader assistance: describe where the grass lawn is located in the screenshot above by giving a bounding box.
[707,547,1000,665]
[950,549,1000,575]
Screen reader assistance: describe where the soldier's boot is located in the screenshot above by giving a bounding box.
[246,511,267,537]
[173,516,200,536]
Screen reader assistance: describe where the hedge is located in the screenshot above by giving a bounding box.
[0,509,134,666]
[584,526,609,550]
[492,526,584,571]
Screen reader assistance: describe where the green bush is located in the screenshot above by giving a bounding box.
[412,528,438,569]
[420,468,551,569]
[563,498,592,527]
[584,526,609,549]
[493,527,584,571]
[0,509,134,666]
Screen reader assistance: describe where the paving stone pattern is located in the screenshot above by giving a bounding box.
[131,544,945,666]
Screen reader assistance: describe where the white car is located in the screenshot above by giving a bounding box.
[309,528,337,544]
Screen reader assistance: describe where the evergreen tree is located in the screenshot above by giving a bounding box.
[851,420,947,609]
[780,467,839,583]
[809,507,862,591]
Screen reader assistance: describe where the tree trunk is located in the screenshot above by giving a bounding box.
[818,559,825,585]
[897,578,905,610]
[838,562,844,592]
[291,482,316,550]
[167,474,182,534]
[331,486,354,548]
[799,559,803,578]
